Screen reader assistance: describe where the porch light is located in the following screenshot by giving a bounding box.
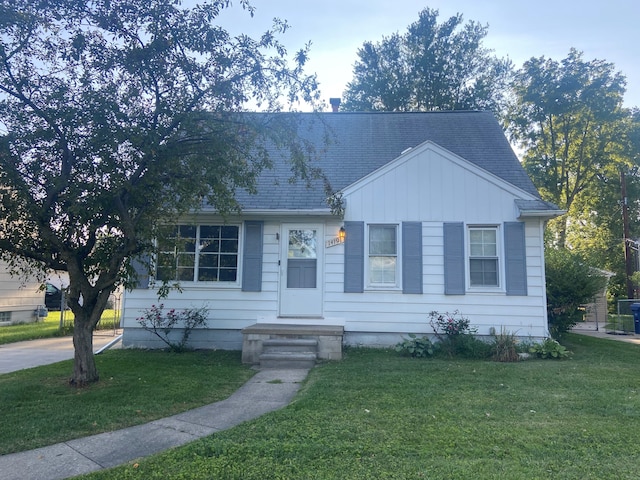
[338,226,346,242]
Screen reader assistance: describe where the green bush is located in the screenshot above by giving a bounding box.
[395,334,434,358]
[428,311,491,359]
[529,338,572,359]
[545,248,606,338]
[136,304,208,352]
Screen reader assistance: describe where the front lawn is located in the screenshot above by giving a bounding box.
[83,334,640,479]
[0,310,120,345]
[0,350,254,455]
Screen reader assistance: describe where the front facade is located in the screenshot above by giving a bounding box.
[122,112,562,350]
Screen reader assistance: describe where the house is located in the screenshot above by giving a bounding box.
[121,111,563,362]
[0,261,45,325]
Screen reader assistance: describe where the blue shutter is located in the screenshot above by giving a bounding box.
[443,222,465,295]
[504,221,528,296]
[242,221,263,292]
[402,222,423,294]
[131,255,150,289]
[344,221,364,293]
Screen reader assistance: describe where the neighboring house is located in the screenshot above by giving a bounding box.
[122,111,563,358]
[0,261,45,325]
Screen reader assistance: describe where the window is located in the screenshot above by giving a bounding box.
[469,227,499,287]
[157,225,239,282]
[368,224,397,285]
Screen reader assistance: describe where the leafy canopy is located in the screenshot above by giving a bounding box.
[507,49,629,248]
[342,7,512,113]
[0,0,320,385]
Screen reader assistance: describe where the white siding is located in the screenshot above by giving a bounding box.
[0,263,44,323]
[123,143,551,347]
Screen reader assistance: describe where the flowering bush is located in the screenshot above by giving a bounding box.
[136,303,208,351]
[429,310,476,337]
[428,310,489,358]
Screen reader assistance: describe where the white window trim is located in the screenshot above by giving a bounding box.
[365,223,402,290]
[466,225,504,293]
[154,224,243,288]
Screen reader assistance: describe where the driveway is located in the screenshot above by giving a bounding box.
[0,332,122,374]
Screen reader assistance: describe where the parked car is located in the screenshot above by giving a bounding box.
[44,283,63,310]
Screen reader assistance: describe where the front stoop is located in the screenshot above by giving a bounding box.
[241,323,344,367]
[260,339,318,369]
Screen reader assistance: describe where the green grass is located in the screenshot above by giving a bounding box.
[0,349,254,455]
[82,334,640,480]
[0,310,120,345]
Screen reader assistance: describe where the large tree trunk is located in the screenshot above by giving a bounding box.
[70,315,99,387]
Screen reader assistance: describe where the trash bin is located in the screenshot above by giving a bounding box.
[630,303,640,334]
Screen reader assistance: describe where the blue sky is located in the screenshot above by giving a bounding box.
[216,0,640,110]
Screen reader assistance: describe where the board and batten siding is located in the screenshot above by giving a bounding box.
[326,143,550,341]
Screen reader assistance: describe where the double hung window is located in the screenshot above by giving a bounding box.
[469,227,499,287]
[157,225,239,282]
[368,225,398,286]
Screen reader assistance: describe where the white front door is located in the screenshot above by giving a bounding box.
[279,224,323,317]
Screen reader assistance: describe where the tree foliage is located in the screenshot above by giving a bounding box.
[507,49,629,248]
[0,0,319,385]
[545,248,607,338]
[341,7,512,113]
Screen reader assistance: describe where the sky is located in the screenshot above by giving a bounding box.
[216,0,640,110]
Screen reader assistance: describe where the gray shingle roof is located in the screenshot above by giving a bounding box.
[233,111,543,211]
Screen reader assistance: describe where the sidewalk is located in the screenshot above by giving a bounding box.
[571,321,640,345]
[0,363,309,480]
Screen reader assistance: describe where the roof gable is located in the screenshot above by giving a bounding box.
[230,111,544,211]
[341,140,539,200]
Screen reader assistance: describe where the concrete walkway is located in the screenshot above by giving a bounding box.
[0,332,123,374]
[0,334,310,480]
[571,321,640,345]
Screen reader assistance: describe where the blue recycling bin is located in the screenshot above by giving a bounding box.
[630,303,640,334]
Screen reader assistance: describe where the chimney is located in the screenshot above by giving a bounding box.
[329,97,341,113]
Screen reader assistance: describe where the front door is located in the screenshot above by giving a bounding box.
[279,224,323,317]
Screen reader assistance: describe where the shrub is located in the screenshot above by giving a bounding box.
[428,311,490,359]
[545,248,606,338]
[529,338,572,359]
[136,304,208,352]
[490,327,520,362]
[395,334,434,358]
[429,310,476,337]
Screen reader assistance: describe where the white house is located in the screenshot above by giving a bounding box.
[0,262,45,325]
[121,111,563,362]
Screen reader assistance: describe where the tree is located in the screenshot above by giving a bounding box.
[341,7,513,113]
[507,49,629,248]
[545,248,606,338]
[0,0,320,386]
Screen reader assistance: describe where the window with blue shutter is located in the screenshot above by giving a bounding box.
[504,221,528,296]
[242,221,264,292]
[402,222,423,294]
[443,222,465,295]
[344,221,364,293]
[131,255,150,289]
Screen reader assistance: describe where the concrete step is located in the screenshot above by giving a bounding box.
[262,338,318,354]
[259,352,317,369]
